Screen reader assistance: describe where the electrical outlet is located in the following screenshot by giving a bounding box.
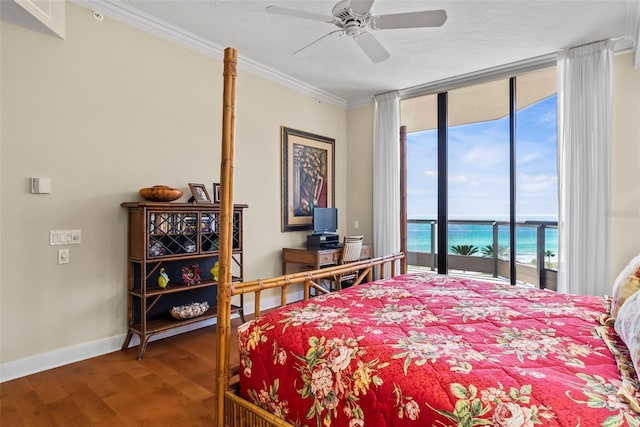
[354,220,359,230]
[58,248,69,264]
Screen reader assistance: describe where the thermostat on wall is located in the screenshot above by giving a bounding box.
[30,177,51,194]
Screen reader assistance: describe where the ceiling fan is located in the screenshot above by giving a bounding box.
[265,0,447,63]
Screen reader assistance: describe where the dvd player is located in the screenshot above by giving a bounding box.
[322,242,343,249]
[307,233,339,248]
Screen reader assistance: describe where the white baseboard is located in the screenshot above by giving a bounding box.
[1,317,216,383]
[1,293,289,383]
[1,334,126,383]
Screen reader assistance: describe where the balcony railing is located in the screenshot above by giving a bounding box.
[406,219,558,290]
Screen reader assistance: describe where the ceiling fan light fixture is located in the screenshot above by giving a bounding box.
[344,20,362,37]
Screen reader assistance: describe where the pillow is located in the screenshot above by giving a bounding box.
[596,322,640,413]
[609,254,640,320]
[615,289,640,379]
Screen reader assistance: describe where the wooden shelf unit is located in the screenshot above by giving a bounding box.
[120,202,248,359]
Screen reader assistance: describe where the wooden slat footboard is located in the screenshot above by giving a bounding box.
[217,252,405,426]
[224,388,293,427]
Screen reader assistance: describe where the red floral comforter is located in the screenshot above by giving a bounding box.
[238,273,639,426]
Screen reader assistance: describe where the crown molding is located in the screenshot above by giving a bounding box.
[347,97,374,110]
[71,0,348,109]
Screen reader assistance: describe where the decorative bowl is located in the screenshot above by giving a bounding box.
[170,301,209,319]
[139,185,183,202]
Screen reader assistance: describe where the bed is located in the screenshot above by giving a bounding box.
[233,271,639,426]
[213,48,639,427]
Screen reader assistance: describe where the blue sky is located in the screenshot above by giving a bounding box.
[406,95,558,221]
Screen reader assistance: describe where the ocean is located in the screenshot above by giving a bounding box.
[407,222,558,264]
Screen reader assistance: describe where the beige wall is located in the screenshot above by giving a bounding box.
[346,104,374,240]
[0,2,347,367]
[611,53,640,278]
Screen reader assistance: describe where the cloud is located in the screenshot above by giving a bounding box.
[518,152,540,164]
[449,175,468,183]
[536,110,557,126]
[460,145,507,167]
[424,170,438,179]
[519,174,557,192]
[407,187,429,195]
[448,175,483,187]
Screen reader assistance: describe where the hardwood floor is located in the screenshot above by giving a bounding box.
[1,321,242,426]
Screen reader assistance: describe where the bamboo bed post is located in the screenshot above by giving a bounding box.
[216,47,237,427]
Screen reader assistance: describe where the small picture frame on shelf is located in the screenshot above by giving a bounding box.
[188,183,212,203]
[213,183,221,203]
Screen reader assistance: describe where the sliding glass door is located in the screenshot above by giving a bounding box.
[404,94,438,270]
[447,79,512,280]
[515,68,558,288]
[401,67,558,288]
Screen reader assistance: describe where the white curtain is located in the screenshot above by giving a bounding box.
[557,40,613,296]
[373,91,400,267]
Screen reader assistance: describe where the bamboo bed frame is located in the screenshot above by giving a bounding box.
[219,253,404,427]
[214,48,405,427]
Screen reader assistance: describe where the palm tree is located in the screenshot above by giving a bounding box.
[450,244,479,274]
[545,250,555,268]
[480,244,509,259]
[450,244,479,256]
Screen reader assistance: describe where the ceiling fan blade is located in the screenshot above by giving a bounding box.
[293,30,341,57]
[265,5,334,23]
[373,9,447,29]
[349,0,375,15]
[355,31,390,63]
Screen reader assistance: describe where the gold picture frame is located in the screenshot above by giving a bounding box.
[281,126,334,232]
[188,183,212,203]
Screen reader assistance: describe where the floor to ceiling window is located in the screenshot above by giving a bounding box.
[515,69,558,287]
[447,79,512,280]
[401,67,558,288]
[404,93,438,268]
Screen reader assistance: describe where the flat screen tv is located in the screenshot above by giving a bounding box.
[312,207,338,235]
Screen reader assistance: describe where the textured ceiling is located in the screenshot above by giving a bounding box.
[85,1,639,107]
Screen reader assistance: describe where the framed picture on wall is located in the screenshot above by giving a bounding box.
[281,126,335,232]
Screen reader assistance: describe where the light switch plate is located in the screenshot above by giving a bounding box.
[50,230,81,245]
